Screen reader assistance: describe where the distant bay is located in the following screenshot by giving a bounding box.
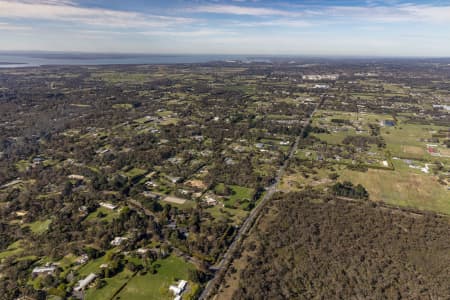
[0,62,26,65]
[0,52,254,68]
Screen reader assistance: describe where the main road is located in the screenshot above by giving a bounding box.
[198,95,325,300]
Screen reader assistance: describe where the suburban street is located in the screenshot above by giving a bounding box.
[198,96,325,300]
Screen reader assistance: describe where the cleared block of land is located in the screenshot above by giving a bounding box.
[339,166,450,215]
[163,196,187,205]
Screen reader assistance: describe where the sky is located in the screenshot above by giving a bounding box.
[1,0,450,56]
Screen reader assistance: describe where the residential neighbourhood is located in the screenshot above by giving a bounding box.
[0,59,448,299]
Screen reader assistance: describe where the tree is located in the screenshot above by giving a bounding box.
[62,181,73,197]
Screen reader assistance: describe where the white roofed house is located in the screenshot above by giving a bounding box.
[68,174,85,181]
[169,279,188,298]
[73,273,97,292]
[203,195,218,206]
[169,285,181,296]
[99,202,118,210]
[75,253,89,265]
[178,280,187,291]
[110,236,128,246]
[32,265,57,276]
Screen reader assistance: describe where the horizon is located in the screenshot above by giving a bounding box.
[2,50,450,60]
[1,0,450,57]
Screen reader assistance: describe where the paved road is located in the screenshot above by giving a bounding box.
[198,96,324,300]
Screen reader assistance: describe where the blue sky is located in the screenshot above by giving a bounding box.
[1,0,450,56]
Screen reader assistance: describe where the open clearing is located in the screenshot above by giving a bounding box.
[24,219,52,234]
[86,269,134,300]
[163,196,187,205]
[339,166,450,215]
[115,256,194,300]
[185,179,207,189]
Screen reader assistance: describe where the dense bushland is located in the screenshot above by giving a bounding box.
[229,193,450,299]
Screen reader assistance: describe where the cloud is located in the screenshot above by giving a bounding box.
[140,29,238,38]
[323,4,450,23]
[191,4,300,17]
[0,0,194,28]
[0,21,31,30]
[231,19,311,28]
[191,2,450,24]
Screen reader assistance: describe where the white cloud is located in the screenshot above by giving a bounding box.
[191,3,450,24]
[140,29,237,37]
[324,4,450,23]
[0,21,31,30]
[236,19,312,27]
[0,0,194,28]
[191,4,300,17]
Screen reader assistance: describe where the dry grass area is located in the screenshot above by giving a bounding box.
[280,168,331,192]
[401,145,426,156]
[185,179,207,190]
[163,196,186,205]
[339,168,450,215]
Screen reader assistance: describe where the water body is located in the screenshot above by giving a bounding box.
[0,53,259,68]
[3,53,448,68]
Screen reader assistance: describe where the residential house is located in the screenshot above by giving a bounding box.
[32,264,57,276]
[110,237,128,246]
[74,273,97,292]
[99,202,118,210]
[169,280,188,297]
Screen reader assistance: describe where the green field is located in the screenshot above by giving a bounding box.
[125,168,147,178]
[24,219,52,234]
[86,269,134,300]
[302,109,450,214]
[78,248,117,277]
[91,72,150,84]
[313,131,353,145]
[15,160,30,172]
[226,185,254,207]
[0,240,24,260]
[85,207,120,223]
[381,121,447,160]
[206,205,248,225]
[115,256,194,300]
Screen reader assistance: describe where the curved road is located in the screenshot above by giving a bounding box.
[199,96,324,300]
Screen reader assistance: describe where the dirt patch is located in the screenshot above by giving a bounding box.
[311,178,333,186]
[185,179,207,190]
[402,145,425,156]
[163,196,186,205]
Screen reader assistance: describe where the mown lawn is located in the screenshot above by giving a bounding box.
[125,168,147,178]
[86,269,134,300]
[24,219,52,234]
[115,256,194,300]
[85,207,121,223]
[227,185,254,207]
[78,248,117,277]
